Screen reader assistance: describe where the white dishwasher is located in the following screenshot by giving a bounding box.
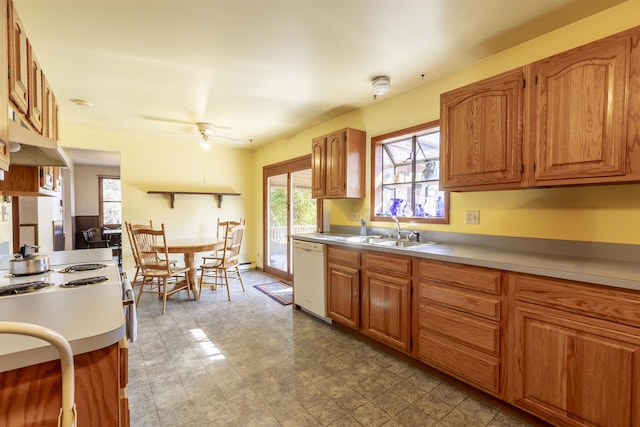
[292,239,330,322]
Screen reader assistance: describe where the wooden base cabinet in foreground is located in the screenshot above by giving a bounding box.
[417,260,506,397]
[362,252,412,353]
[326,246,361,329]
[508,273,640,427]
[323,243,640,426]
[0,338,129,426]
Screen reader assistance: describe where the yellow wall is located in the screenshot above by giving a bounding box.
[59,126,255,276]
[52,0,640,273]
[254,0,640,260]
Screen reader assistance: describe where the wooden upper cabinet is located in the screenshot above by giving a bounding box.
[441,68,524,191]
[441,26,640,191]
[0,0,10,171]
[43,78,59,140]
[27,41,43,132]
[311,136,326,197]
[311,128,365,198]
[532,33,629,185]
[8,0,28,115]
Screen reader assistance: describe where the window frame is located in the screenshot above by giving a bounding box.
[370,120,449,224]
[99,175,122,226]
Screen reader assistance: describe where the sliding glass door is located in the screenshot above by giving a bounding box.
[263,155,318,281]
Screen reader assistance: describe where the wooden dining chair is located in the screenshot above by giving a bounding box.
[82,227,110,249]
[216,218,245,239]
[199,223,246,300]
[130,223,192,314]
[205,218,246,262]
[125,221,153,290]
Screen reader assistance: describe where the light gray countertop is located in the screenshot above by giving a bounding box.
[293,233,640,292]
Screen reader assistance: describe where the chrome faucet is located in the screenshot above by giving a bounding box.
[391,215,402,239]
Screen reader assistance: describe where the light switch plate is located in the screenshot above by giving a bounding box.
[465,210,480,224]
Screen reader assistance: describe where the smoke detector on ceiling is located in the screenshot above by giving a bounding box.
[372,75,390,97]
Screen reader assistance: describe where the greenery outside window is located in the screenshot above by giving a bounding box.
[99,176,121,226]
[371,120,449,224]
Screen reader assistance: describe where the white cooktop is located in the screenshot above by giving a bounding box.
[0,257,125,372]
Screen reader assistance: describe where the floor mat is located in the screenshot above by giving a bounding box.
[253,281,292,305]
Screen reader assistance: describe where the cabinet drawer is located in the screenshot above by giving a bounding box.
[419,282,501,321]
[419,303,500,356]
[511,273,640,327]
[364,252,411,276]
[419,331,500,395]
[328,246,360,267]
[419,260,501,294]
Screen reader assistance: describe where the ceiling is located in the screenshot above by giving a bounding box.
[14,0,627,160]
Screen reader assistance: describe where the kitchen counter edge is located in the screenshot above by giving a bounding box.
[293,234,640,292]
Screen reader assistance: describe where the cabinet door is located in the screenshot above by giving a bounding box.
[326,130,346,197]
[440,68,524,190]
[40,166,54,190]
[533,34,629,184]
[43,78,54,138]
[511,304,640,427]
[8,0,28,114]
[362,272,411,352]
[0,0,10,171]
[311,136,326,198]
[52,167,61,192]
[27,42,43,132]
[327,263,359,329]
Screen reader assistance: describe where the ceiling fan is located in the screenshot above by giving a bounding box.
[141,115,246,147]
[195,122,245,148]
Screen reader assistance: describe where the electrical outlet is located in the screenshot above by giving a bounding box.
[351,212,359,221]
[465,210,480,224]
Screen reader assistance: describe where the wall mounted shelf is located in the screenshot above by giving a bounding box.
[147,191,240,208]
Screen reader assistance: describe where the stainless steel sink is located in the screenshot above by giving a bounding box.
[301,234,438,250]
[370,239,437,248]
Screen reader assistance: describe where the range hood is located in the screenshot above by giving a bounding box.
[8,120,70,167]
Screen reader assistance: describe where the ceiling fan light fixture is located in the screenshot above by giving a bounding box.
[199,133,211,149]
[372,75,390,96]
[196,122,215,149]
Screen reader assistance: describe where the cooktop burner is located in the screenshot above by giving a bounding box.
[0,281,53,297]
[61,276,109,287]
[59,263,107,273]
[6,270,52,278]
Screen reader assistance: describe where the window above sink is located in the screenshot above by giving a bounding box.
[370,120,449,225]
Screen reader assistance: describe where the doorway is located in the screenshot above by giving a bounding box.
[263,155,319,281]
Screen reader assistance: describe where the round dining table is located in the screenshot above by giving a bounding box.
[165,237,223,300]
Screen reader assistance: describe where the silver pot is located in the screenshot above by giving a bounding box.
[9,245,50,276]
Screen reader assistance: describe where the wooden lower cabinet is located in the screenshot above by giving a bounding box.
[326,246,360,329]
[362,252,412,353]
[417,259,505,397]
[0,340,130,427]
[323,246,640,427]
[509,273,640,427]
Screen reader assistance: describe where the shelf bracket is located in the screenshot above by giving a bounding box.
[169,193,176,208]
[215,194,223,208]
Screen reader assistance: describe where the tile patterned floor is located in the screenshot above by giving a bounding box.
[129,270,539,426]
